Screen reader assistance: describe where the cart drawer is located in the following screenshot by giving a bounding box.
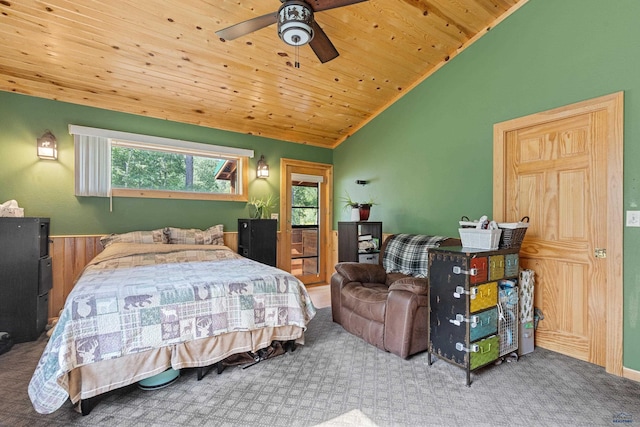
[470,281,497,312]
[470,256,488,284]
[470,335,500,370]
[504,253,519,277]
[470,307,498,342]
[489,255,505,281]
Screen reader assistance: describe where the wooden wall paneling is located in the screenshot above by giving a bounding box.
[49,236,103,318]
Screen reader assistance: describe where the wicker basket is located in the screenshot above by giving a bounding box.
[497,216,530,249]
[458,228,502,250]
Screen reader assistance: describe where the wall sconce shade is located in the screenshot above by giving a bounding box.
[256,154,269,178]
[37,130,58,160]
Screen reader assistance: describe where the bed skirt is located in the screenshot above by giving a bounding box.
[68,325,305,405]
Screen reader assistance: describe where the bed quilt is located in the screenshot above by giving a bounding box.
[29,243,316,414]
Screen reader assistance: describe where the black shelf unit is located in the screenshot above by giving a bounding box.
[337,221,382,264]
[237,218,277,267]
[0,217,52,343]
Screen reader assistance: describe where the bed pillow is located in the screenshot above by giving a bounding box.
[100,228,167,248]
[165,225,224,245]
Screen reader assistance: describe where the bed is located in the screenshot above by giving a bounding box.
[28,227,317,415]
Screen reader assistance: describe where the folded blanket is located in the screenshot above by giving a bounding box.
[382,234,448,278]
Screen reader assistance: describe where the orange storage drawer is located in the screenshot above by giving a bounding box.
[470,257,488,284]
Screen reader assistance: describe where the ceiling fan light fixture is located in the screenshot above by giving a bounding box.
[278,1,314,46]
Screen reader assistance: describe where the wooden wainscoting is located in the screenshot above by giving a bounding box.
[48,233,240,319]
[49,236,103,318]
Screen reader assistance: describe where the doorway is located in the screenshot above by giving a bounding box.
[493,92,623,375]
[280,159,333,285]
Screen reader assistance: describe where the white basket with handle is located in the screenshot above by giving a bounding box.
[458,228,502,250]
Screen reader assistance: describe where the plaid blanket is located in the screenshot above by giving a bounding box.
[382,234,448,278]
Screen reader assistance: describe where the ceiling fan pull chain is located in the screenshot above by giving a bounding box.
[295,44,300,68]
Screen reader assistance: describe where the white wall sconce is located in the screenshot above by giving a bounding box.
[37,130,58,160]
[256,154,269,178]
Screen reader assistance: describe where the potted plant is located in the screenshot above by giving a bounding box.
[340,191,377,221]
[248,194,278,219]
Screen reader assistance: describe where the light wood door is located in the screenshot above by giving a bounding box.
[494,92,623,375]
[279,159,333,285]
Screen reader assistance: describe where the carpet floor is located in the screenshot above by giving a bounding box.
[0,307,639,426]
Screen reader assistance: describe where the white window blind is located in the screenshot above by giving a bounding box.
[291,173,324,183]
[74,134,111,197]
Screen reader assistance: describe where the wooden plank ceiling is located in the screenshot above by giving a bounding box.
[0,0,525,148]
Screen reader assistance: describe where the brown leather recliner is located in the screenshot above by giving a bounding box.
[330,234,460,359]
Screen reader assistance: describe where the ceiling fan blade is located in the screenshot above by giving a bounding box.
[215,12,278,41]
[309,21,339,63]
[308,0,368,12]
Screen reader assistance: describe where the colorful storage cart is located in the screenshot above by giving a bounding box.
[428,246,520,386]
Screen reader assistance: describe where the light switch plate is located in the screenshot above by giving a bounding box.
[626,211,640,227]
[271,213,278,221]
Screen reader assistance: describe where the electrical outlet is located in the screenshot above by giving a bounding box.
[626,211,640,227]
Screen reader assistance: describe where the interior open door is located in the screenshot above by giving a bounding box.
[280,159,333,285]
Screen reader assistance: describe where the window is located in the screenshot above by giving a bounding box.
[111,141,243,200]
[71,125,253,202]
[290,180,320,276]
[291,184,319,226]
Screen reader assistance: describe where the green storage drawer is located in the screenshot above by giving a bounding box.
[470,335,500,370]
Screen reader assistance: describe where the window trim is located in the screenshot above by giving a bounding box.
[69,125,254,158]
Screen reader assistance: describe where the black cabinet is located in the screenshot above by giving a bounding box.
[238,219,277,267]
[337,221,382,264]
[0,217,52,343]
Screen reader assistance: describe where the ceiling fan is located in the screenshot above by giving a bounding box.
[216,0,368,64]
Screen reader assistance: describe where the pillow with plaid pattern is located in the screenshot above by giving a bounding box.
[165,224,224,245]
[100,228,167,248]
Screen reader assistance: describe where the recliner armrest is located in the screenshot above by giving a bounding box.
[388,277,428,296]
[334,262,387,284]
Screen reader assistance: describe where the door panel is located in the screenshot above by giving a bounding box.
[494,92,623,375]
[508,112,604,365]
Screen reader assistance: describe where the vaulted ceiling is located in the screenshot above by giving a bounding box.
[0,0,525,148]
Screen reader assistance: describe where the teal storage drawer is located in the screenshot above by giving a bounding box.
[470,307,498,342]
[505,253,519,277]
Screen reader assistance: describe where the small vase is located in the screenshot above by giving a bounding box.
[359,204,371,221]
[350,207,360,221]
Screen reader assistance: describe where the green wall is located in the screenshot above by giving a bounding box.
[1,0,638,372]
[0,92,331,234]
[334,0,640,370]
